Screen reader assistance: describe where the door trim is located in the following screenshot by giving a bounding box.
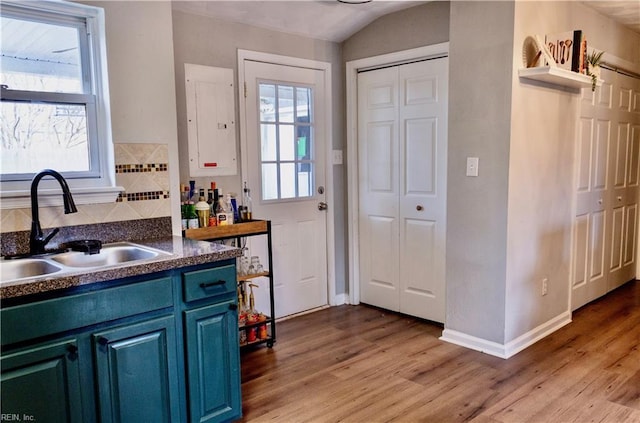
[346,43,449,306]
[237,49,337,306]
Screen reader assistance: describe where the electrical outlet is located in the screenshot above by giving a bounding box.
[466,157,479,177]
[541,278,548,296]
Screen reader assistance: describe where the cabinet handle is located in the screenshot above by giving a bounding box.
[97,336,109,346]
[200,280,226,289]
[229,303,238,311]
[67,344,78,354]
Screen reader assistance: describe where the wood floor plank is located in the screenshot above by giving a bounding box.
[609,370,640,411]
[239,280,640,422]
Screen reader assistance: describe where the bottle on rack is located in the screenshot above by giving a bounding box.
[246,283,259,343]
[225,193,235,225]
[195,196,210,228]
[186,201,199,229]
[180,184,189,230]
[238,285,247,345]
[216,193,234,226]
[207,187,214,206]
[215,193,228,226]
[189,180,196,202]
[231,195,239,223]
[209,183,218,226]
[242,182,253,221]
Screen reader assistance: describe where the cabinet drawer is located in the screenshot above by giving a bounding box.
[182,265,236,302]
[1,277,173,346]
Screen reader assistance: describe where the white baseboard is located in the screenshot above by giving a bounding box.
[332,293,348,306]
[440,311,572,359]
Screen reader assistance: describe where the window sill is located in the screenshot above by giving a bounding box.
[1,186,124,209]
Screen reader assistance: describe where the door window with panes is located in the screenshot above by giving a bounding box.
[258,83,315,201]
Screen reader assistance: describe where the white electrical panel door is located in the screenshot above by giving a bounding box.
[185,64,237,176]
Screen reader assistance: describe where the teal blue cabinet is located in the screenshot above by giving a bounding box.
[1,339,83,423]
[0,259,241,423]
[93,316,180,423]
[185,300,241,423]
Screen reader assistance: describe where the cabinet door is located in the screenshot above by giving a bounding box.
[1,339,83,423]
[185,301,241,423]
[93,316,180,423]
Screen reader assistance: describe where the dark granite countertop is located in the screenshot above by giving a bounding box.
[0,236,241,300]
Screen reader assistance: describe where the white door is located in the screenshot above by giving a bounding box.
[243,60,329,318]
[607,71,639,290]
[358,57,448,323]
[572,67,640,310]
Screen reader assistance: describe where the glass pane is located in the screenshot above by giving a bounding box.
[280,163,295,199]
[1,101,89,173]
[259,84,276,122]
[0,16,84,94]
[278,85,294,123]
[296,87,311,122]
[279,125,295,161]
[297,163,313,198]
[260,123,277,161]
[262,163,278,200]
[296,127,312,160]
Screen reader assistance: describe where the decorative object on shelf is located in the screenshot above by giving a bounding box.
[518,34,599,91]
[587,50,605,92]
[522,36,542,68]
[544,30,586,73]
[522,35,558,69]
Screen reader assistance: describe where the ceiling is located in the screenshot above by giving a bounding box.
[171,1,428,42]
[171,1,640,42]
[584,1,640,34]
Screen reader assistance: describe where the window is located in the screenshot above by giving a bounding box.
[0,1,117,207]
[258,82,314,201]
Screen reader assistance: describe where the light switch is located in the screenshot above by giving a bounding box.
[332,149,343,165]
[466,157,479,177]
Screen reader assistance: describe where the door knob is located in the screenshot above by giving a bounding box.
[617,196,622,201]
[318,202,328,211]
[416,205,424,211]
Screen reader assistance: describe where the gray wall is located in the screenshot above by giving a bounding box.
[446,1,514,344]
[504,1,640,343]
[170,9,348,293]
[342,2,450,62]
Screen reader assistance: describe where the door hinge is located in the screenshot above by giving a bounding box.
[244,82,247,98]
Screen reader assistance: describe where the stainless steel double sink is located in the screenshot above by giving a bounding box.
[0,242,171,285]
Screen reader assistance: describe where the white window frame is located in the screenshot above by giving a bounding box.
[0,0,121,209]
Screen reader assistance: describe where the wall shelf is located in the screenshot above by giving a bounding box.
[518,66,600,90]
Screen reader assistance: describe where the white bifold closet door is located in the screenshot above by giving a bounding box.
[358,57,448,323]
[572,67,640,310]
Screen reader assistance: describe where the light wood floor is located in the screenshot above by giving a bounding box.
[240,280,640,422]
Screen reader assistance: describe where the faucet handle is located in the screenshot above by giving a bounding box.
[43,228,60,246]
